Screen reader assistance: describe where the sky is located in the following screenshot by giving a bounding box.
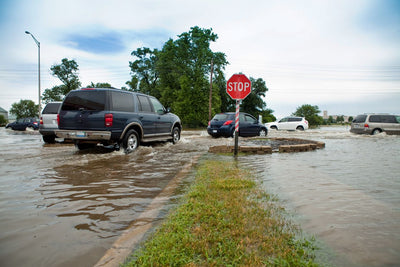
[0,0,399,118]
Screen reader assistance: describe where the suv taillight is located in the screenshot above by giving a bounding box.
[57,114,60,125]
[105,113,113,127]
[40,117,43,125]
[364,123,369,128]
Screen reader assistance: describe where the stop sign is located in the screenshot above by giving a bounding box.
[226,74,252,100]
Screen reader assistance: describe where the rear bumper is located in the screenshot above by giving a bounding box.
[55,130,112,140]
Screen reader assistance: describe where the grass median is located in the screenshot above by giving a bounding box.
[123,159,319,266]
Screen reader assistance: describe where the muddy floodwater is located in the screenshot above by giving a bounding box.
[0,126,399,267]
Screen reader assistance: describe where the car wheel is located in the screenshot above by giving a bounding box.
[172,127,180,144]
[43,135,56,144]
[296,126,304,131]
[122,129,139,154]
[271,126,278,130]
[259,129,267,136]
[372,129,382,135]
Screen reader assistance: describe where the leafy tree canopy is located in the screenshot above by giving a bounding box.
[293,104,323,126]
[86,82,113,88]
[10,100,39,119]
[42,58,81,104]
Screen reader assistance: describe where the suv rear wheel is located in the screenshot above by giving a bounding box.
[123,129,139,154]
[43,135,56,144]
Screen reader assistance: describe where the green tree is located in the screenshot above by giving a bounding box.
[9,100,39,119]
[0,114,7,126]
[86,82,112,88]
[240,77,268,116]
[129,26,228,127]
[128,47,159,96]
[293,104,323,127]
[42,58,81,103]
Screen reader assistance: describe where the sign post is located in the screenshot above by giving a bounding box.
[226,74,252,155]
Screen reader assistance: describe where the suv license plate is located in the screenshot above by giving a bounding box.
[76,131,86,137]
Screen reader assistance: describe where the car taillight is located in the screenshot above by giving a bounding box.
[223,120,233,126]
[105,113,113,127]
[364,123,369,128]
[57,114,60,125]
[208,121,210,126]
[305,120,308,124]
[40,117,43,125]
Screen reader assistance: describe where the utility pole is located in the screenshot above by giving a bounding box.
[208,58,214,122]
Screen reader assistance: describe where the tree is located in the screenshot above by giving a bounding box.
[293,104,323,127]
[42,58,81,103]
[86,82,112,88]
[128,26,229,127]
[240,77,269,116]
[10,100,39,119]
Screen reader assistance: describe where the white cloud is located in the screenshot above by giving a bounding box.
[0,0,398,117]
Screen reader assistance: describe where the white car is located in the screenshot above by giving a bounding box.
[265,116,309,131]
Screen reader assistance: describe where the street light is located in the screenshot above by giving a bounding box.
[25,31,41,117]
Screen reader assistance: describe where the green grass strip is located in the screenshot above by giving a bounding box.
[123,159,319,266]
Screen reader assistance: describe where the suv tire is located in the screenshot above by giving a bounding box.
[43,135,56,144]
[123,129,139,154]
[172,127,180,144]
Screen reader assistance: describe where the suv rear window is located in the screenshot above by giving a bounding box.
[42,103,61,114]
[111,91,135,112]
[288,117,302,122]
[353,115,367,123]
[62,91,106,111]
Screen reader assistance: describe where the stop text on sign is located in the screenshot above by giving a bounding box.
[226,74,252,100]
[227,81,251,92]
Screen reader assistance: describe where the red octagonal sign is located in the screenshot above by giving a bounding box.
[226,74,252,100]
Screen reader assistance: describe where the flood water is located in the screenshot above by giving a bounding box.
[0,126,399,267]
[240,127,400,267]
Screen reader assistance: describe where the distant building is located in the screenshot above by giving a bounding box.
[0,106,8,120]
[323,110,351,123]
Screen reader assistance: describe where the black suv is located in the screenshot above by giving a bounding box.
[56,88,182,153]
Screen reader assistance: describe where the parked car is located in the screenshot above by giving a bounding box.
[207,112,268,138]
[265,116,308,131]
[39,102,62,143]
[56,88,182,153]
[8,117,39,131]
[350,114,400,135]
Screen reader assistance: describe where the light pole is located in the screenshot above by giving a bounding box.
[25,31,41,117]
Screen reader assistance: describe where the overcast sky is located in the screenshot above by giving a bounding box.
[0,0,399,118]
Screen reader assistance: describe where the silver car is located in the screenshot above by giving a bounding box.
[350,114,400,135]
[39,102,62,143]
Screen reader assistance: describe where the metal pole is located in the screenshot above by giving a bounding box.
[25,31,41,117]
[234,100,240,156]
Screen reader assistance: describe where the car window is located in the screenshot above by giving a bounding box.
[62,91,106,111]
[149,97,164,114]
[42,103,61,114]
[111,91,135,112]
[288,117,301,122]
[382,115,397,123]
[369,115,382,123]
[137,95,153,113]
[353,115,367,123]
[244,114,257,123]
[396,116,400,123]
[213,114,229,121]
[279,118,289,123]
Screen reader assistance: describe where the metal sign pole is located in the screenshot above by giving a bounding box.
[234,99,240,156]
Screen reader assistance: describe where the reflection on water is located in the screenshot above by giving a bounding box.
[240,127,400,267]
